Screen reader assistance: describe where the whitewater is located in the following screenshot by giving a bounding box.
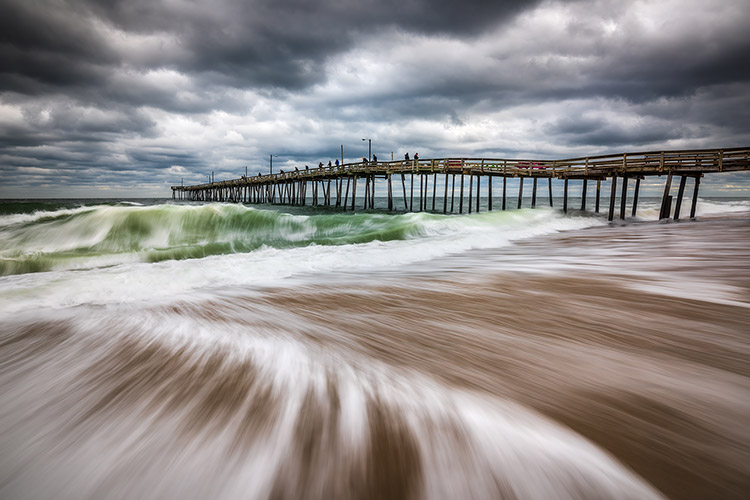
[1,198,749,500]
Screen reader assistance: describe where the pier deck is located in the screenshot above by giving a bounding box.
[171,147,750,220]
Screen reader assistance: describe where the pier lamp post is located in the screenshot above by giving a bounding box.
[362,138,371,161]
[270,154,278,175]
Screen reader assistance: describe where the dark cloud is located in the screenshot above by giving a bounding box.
[0,0,748,197]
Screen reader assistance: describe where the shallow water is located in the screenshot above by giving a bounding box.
[1,199,748,499]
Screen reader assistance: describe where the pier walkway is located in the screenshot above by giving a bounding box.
[172,147,750,221]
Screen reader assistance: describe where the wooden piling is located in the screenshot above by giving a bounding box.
[659,172,673,220]
[595,179,601,213]
[351,176,357,210]
[412,175,417,211]
[488,175,493,211]
[690,176,700,219]
[673,175,687,220]
[476,175,481,212]
[548,178,553,207]
[581,179,587,211]
[608,175,617,222]
[401,173,408,210]
[468,174,473,214]
[517,177,524,209]
[459,174,465,214]
[502,176,507,210]
[451,174,456,212]
[532,177,537,208]
[619,176,628,219]
[443,173,449,214]
[432,173,437,211]
[563,178,568,213]
[632,178,640,217]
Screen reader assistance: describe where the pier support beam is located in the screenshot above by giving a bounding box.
[502,177,507,210]
[432,173,437,211]
[488,176,493,211]
[595,179,601,213]
[476,175,481,212]
[608,175,617,222]
[532,177,537,208]
[563,178,568,213]
[690,177,701,219]
[549,178,553,207]
[581,179,587,211]
[673,175,687,220]
[517,177,524,209]
[468,174,473,214]
[459,174,465,214]
[659,172,673,220]
[620,176,628,220]
[401,174,408,210]
[451,174,456,212]
[630,178,640,217]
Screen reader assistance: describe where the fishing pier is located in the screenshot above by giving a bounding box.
[172,147,750,220]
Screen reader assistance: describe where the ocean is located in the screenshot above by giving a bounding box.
[1,197,748,499]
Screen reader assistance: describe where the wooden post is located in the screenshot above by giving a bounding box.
[619,176,628,219]
[673,175,687,220]
[659,172,673,220]
[476,175,481,212]
[364,176,370,209]
[517,177,524,209]
[581,179,587,211]
[632,178,641,217]
[371,175,375,209]
[502,176,507,210]
[468,174,473,214]
[432,173,437,211]
[608,175,617,221]
[409,173,414,212]
[344,177,350,209]
[548,178,553,207]
[531,177,537,208]
[451,174,456,212]
[388,174,393,210]
[351,176,357,210]
[563,178,568,213]
[690,176,700,219]
[419,174,424,211]
[401,173,408,210]
[488,175,493,211]
[595,179,601,213]
[443,173,449,214]
[459,174,465,214]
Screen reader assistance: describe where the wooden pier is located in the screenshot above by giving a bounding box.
[172,147,750,221]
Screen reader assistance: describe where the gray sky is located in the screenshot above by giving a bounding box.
[1,0,749,198]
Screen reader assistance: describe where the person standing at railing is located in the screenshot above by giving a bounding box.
[405,152,410,161]
[335,159,339,166]
[373,155,377,163]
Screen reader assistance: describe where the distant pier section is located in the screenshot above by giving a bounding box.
[172,147,750,221]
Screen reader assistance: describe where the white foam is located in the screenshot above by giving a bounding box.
[0,209,603,314]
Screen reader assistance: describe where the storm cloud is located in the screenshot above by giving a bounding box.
[0,0,748,197]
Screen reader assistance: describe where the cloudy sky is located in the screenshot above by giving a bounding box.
[1,0,748,198]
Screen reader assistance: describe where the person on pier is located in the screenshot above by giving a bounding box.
[373,154,377,163]
[405,152,410,161]
[414,152,419,161]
